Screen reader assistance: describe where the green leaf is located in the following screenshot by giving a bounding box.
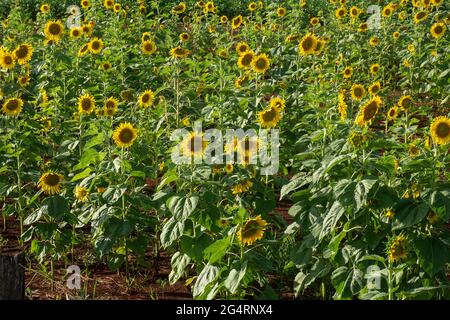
[169,252,191,285]
[392,200,429,230]
[414,237,449,277]
[84,131,105,150]
[320,201,345,240]
[167,195,199,221]
[203,237,230,264]
[224,261,247,294]
[44,195,69,220]
[71,168,92,182]
[294,259,331,297]
[160,217,184,248]
[193,264,219,298]
[24,206,46,225]
[354,179,377,211]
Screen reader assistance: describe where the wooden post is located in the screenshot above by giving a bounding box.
[0,252,25,300]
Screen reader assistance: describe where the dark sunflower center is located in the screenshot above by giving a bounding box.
[44,174,61,186]
[302,37,314,51]
[351,9,357,15]
[373,66,379,72]
[6,100,19,111]
[107,0,113,6]
[91,41,100,50]
[16,46,29,59]
[363,102,378,120]
[49,23,61,35]
[389,109,396,116]
[4,55,13,64]
[242,220,261,238]
[119,129,134,143]
[262,108,277,122]
[106,101,115,109]
[354,87,363,97]
[434,26,443,34]
[174,48,184,55]
[145,43,153,51]
[81,98,92,110]
[256,58,267,69]
[417,12,426,19]
[242,54,253,66]
[72,30,80,36]
[385,9,391,15]
[345,69,351,75]
[401,98,411,108]
[338,10,345,16]
[371,85,379,93]
[142,94,150,103]
[436,122,449,138]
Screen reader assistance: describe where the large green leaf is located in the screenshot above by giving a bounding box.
[320,201,345,240]
[224,261,247,294]
[203,237,230,264]
[167,195,199,221]
[354,179,377,212]
[193,264,219,298]
[169,252,191,285]
[392,200,429,230]
[414,237,449,277]
[160,217,184,248]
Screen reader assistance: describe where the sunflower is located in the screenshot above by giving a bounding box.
[338,91,348,121]
[236,42,250,55]
[38,172,64,195]
[349,6,360,18]
[269,96,285,112]
[204,1,215,13]
[113,122,138,148]
[369,36,380,46]
[343,66,353,79]
[74,186,89,202]
[217,49,228,59]
[104,97,119,116]
[170,46,190,58]
[387,105,399,121]
[2,97,24,116]
[368,81,381,96]
[225,164,234,174]
[139,4,147,14]
[44,20,65,42]
[179,33,190,42]
[251,53,270,74]
[0,50,16,69]
[430,116,450,145]
[138,90,155,108]
[13,43,33,65]
[220,15,228,23]
[101,61,112,71]
[313,39,326,55]
[310,17,320,26]
[382,5,394,17]
[432,0,442,5]
[430,22,446,39]
[82,24,93,37]
[393,31,400,39]
[237,215,267,246]
[384,210,395,219]
[172,2,186,14]
[350,84,365,101]
[231,180,253,195]
[276,7,286,17]
[77,93,96,114]
[398,95,412,110]
[113,3,121,13]
[141,40,156,55]
[18,74,30,87]
[370,63,380,75]
[335,7,346,19]
[408,143,421,157]
[88,38,104,54]
[413,11,427,23]
[298,33,317,56]
[258,106,282,128]
[40,4,50,14]
[237,51,255,69]
[78,43,89,57]
[181,132,207,156]
[69,27,83,39]
[80,0,91,9]
[231,15,243,29]
[103,0,114,9]
[355,96,382,127]
[387,234,408,262]
[248,2,257,11]
[358,22,368,32]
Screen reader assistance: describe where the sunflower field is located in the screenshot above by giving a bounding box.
[0,0,449,301]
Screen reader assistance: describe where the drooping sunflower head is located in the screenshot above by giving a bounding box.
[74,185,89,202]
[38,172,64,195]
[103,97,119,116]
[430,116,450,145]
[18,74,30,87]
[138,89,155,108]
[232,180,253,195]
[350,84,365,101]
[77,93,96,114]
[237,215,268,246]
[430,22,446,39]
[113,122,138,148]
[251,53,270,74]
[237,50,255,69]
[82,24,93,37]
[368,81,381,96]
[170,46,191,58]
[141,40,156,55]
[258,106,282,128]
[78,43,90,57]
[44,20,65,42]
[298,33,317,56]
[398,95,412,110]
[181,132,207,156]
[231,15,243,29]
[236,42,250,55]
[88,37,104,54]
[313,39,326,55]
[13,43,33,65]
[2,97,24,116]
[343,66,353,79]
[387,234,408,262]
[408,143,421,157]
